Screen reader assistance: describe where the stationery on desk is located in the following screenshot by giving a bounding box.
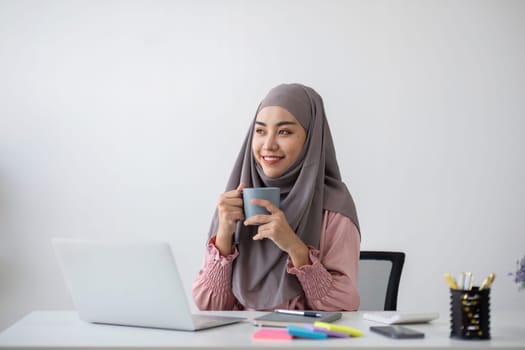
[2,310,524,348]
[253,309,342,327]
[443,272,496,290]
[286,325,328,339]
[252,321,363,340]
[303,324,350,338]
[444,271,496,340]
[252,329,293,340]
[314,321,364,337]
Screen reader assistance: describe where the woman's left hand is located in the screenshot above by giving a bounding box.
[244,199,310,267]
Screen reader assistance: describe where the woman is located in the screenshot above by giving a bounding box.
[192,83,360,311]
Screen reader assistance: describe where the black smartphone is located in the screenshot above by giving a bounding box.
[370,325,425,339]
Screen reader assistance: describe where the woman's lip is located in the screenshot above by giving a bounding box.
[262,155,283,164]
[262,156,283,161]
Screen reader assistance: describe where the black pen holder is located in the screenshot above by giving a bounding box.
[450,287,490,340]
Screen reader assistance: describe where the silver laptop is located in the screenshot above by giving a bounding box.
[52,238,245,331]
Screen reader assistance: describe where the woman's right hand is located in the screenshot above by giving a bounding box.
[215,183,245,255]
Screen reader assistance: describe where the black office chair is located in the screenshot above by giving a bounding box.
[358,251,405,311]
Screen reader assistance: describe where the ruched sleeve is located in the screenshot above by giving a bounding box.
[191,236,241,310]
[287,211,360,311]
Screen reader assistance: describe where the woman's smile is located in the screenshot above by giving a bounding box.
[261,155,285,164]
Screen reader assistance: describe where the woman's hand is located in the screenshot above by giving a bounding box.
[215,183,246,256]
[244,199,310,267]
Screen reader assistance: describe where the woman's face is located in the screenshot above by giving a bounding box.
[252,106,307,178]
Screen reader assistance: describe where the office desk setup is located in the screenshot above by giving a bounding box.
[0,310,523,350]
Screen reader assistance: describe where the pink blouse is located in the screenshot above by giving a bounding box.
[192,210,360,311]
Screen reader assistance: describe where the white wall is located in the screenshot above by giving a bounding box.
[1,0,524,330]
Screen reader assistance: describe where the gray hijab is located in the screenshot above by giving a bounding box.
[208,83,360,309]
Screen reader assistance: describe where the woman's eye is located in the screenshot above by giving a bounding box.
[255,128,265,135]
[279,129,292,135]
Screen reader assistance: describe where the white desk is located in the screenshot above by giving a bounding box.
[0,310,523,350]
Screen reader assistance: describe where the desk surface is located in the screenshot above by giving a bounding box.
[0,310,523,350]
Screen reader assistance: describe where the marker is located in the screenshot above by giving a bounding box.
[314,321,364,337]
[274,309,322,318]
[303,324,350,338]
[286,325,327,339]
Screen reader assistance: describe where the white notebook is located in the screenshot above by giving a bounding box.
[363,311,440,324]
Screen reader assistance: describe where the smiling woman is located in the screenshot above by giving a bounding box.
[192,83,361,311]
[252,106,307,179]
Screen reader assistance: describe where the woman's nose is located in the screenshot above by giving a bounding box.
[263,134,278,150]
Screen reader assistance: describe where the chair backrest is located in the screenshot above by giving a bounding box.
[358,251,405,311]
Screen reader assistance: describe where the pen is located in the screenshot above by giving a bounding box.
[457,272,465,290]
[444,273,458,289]
[463,272,473,290]
[479,273,496,290]
[274,309,322,318]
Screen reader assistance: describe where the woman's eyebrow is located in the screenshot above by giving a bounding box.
[255,121,298,127]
